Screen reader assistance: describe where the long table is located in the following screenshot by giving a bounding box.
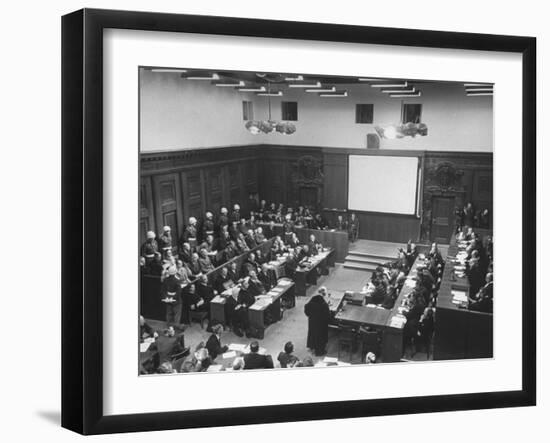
[294,248,336,297]
[433,235,493,360]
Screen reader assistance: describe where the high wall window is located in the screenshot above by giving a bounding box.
[355,104,374,124]
[402,103,422,123]
[242,101,254,120]
[281,101,298,121]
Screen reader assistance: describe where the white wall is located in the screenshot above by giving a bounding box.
[141,72,493,152]
[140,69,257,151]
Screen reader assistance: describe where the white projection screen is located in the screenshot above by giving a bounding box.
[348,155,420,215]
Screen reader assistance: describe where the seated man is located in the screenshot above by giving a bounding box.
[277,341,299,368]
[214,266,234,294]
[270,235,286,257]
[244,341,274,370]
[255,249,266,265]
[236,233,250,254]
[221,241,238,263]
[312,213,328,230]
[188,252,202,276]
[151,325,188,366]
[287,232,300,249]
[254,227,266,244]
[205,324,229,361]
[139,315,158,342]
[334,214,348,231]
[307,234,321,255]
[227,261,240,283]
[175,259,192,285]
[258,263,276,292]
[243,252,261,276]
[178,241,193,264]
[248,270,266,296]
[245,229,257,249]
[469,272,493,313]
[264,220,277,239]
[228,220,240,241]
[198,248,215,273]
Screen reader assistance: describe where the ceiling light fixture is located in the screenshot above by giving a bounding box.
[381,87,416,93]
[288,81,322,88]
[319,91,348,97]
[466,92,493,96]
[184,73,220,80]
[464,83,493,87]
[371,81,408,88]
[389,91,422,98]
[375,122,428,139]
[238,86,266,92]
[257,91,283,96]
[305,86,336,93]
[214,81,245,87]
[151,68,188,73]
[284,75,303,81]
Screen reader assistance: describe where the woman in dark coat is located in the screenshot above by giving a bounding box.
[304,287,331,356]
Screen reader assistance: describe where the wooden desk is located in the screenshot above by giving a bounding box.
[294,248,335,296]
[434,234,493,360]
[248,278,295,339]
[210,295,227,325]
[335,304,391,328]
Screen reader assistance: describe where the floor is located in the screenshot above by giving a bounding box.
[147,261,431,369]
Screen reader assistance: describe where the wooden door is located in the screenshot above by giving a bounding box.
[152,173,184,239]
[139,177,154,244]
[205,166,223,215]
[431,196,455,244]
[181,170,205,224]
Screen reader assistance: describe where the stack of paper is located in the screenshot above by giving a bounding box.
[140,342,151,353]
[228,343,246,352]
[336,361,352,366]
[323,356,338,364]
[389,315,407,328]
[451,290,468,304]
[211,295,225,304]
[206,364,224,372]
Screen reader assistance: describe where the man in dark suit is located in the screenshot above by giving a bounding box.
[258,263,276,292]
[161,266,183,328]
[243,341,274,370]
[248,271,266,296]
[205,324,229,361]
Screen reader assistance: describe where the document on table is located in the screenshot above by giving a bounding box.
[323,356,338,363]
[207,364,224,372]
[222,351,237,359]
[140,342,151,353]
[228,343,246,352]
[211,295,225,303]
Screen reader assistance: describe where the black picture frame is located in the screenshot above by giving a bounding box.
[61,8,536,435]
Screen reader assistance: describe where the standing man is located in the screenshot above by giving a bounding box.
[202,211,215,241]
[231,204,241,223]
[161,266,183,328]
[304,287,331,356]
[141,231,159,265]
[182,217,198,250]
[335,214,348,231]
[217,207,229,234]
[348,213,360,243]
[158,226,173,258]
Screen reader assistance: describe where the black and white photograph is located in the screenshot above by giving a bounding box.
[138,67,494,375]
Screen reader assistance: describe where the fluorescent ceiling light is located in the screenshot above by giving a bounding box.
[185,73,220,80]
[358,78,384,81]
[389,91,421,98]
[371,81,408,88]
[381,88,416,93]
[288,82,322,88]
[319,91,348,97]
[285,75,303,81]
[238,86,266,92]
[465,88,493,93]
[151,68,188,73]
[466,92,493,96]
[464,83,493,87]
[214,81,245,87]
[257,91,283,96]
[305,86,336,93]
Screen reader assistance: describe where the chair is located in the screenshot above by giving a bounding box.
[359,329,380,363]
[337,325,358,363]
[188,310,208,328]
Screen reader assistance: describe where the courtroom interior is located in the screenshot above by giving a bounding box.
[138,67,494,374]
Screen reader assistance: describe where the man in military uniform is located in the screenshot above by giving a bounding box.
[158,226,173,258]
[141,231,159,265]
[282,213,295,243]
[182,217,198,250]
[202,211,215,241]
[161,266,183,328]
[348,212,360,242]
[217,207,229,234]
[231,204,241,223]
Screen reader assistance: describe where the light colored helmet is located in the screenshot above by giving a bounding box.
[189,217,197,224]
[206,211,213,218]
[168,266,177,276]
[234,204,240,210]
[366,352,376,363]
[146,231,156,239]
[221,207,228,214]
[163,225,171,232]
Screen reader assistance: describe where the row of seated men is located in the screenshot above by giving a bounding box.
[140,320,376,375]
[458,226,494,313]
[455,202,492,231]
[154,228,326,338]
[139,199,358,273]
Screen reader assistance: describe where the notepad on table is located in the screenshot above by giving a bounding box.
[222,351,237,359]
[228,343,246,352]
[140,342,151,353]
[323,356,338,363]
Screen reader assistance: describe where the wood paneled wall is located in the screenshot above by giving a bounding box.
[140,145,493,244]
